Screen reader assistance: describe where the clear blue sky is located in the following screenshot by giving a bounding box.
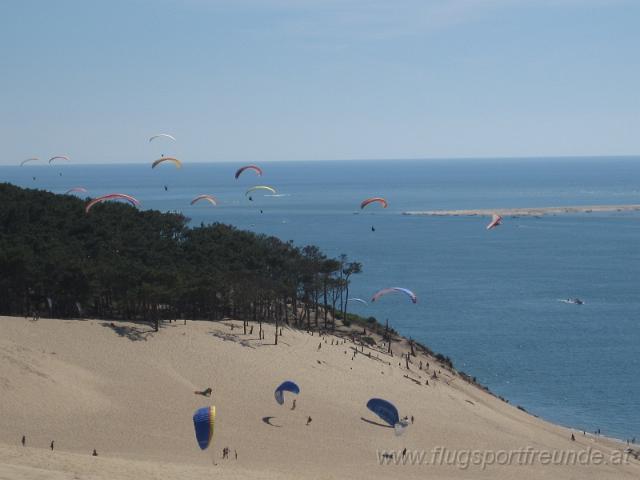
[1,0,638,164]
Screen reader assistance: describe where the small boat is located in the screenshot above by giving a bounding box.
[559,298,584,305]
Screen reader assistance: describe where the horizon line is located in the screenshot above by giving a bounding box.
[2,154,639,167]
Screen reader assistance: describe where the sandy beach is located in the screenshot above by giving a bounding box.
[0,316,637,479]
[402,204,640,217]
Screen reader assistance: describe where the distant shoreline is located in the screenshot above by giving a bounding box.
[402,204,640,217]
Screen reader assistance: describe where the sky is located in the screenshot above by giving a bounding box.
[1,0,638,164]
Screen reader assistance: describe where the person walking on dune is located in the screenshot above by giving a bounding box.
[21,436,25,447]
[50,440,54,451]
[306,416,312,426]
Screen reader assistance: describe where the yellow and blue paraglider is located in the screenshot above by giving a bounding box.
[193,406,216,450]
[274,381,300,405]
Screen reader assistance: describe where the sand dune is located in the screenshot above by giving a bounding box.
[0,316,637,479]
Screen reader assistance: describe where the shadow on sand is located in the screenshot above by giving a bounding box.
[262,416,282,427]
[360,417,393,429]
[101,322,154,342]
[209,331,256,349]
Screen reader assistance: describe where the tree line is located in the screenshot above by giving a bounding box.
[0,183,362,340]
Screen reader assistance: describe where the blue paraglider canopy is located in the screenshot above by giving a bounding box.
[274,380,300,405]
[193,406,216,450]
[366,398,400,427]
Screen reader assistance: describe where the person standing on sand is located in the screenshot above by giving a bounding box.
[21,436,25,446]
[50,440,54,451]
[292,399,296,410]
[235,449,237,460]
[92,449,98,456]
[306,416,312,426]
[571,434,575,441]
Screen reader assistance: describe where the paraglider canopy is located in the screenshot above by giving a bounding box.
[274,380,300,405]
[486,213,502,230]
[193,406,216,450]
[190,194,218,206]
[20,158,39,166]
[366,398,408,436]
[85,193,140,213]
[347,298,368,306]
[371,287,417,304]
[49,155,70,164]
[152,157,182,169]
[149,133,176,142]
[235,164,263,179]
[65,187,87,194]
[366,398,399,426]
[360,197,388,209]
[245,186,276,197]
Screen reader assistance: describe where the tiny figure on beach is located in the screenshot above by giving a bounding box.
[235,449,238,460]
[50,440,54,451]
[92,449,98,456]
[21,435,25,446]
[402,448,407,458]
[291,399,296,411]
[571,434,575,441]
[318,342,321,350]
[306,416,312,426]
[194,387,213,397]
[411,416,414,424]
[222,447,229,459]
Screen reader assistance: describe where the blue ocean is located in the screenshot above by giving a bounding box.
[2,157,639,440]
